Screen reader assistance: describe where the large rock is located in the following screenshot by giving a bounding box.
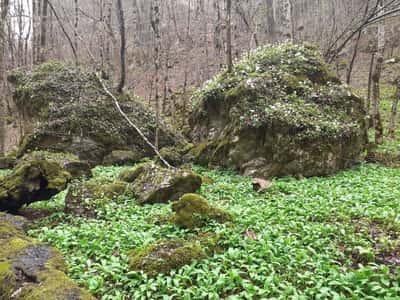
[65,180,128,217]
[119,162,202,204]
[0,212,95,300]
[0,158,71,212]
[19,151,92,179]
[189,43,368,178]
[8,61,184,165]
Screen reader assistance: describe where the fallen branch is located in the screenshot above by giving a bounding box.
[96,74,174,169]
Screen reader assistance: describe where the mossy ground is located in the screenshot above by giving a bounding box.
[25,162,400,299]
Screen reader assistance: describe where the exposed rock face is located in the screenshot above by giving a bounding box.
[189,43,368,178]
[0,212,95,300]
[0,158,71,212]
[128,239,206,276]
[119,162,202,204]
[8,61,184,165]
[172,193,232,229]
[65,180,128,217]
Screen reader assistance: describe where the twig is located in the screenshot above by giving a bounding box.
[96,74,174,169]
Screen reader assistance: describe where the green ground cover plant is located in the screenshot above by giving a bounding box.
[27,163,400,299]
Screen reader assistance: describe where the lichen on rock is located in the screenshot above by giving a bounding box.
[172,193,232,229]
[189,42,367,178]
[121,162,202,204]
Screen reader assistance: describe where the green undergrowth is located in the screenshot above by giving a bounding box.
[26,163,400,299]
[0,169,11,177]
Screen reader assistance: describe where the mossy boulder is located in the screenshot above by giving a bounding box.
[0,158,71,212]
[172,193,232,229]
[128,239,206,276]
[122,162,202,204]
[19,151,92,179]
[189,43,368,178]
[0,212,95,300]
[103,150,144,166]
[65,180,128,217]
[9,61,184,165]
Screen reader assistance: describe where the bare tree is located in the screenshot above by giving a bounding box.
[226,0,233,72]
[0,0,9,155]
[372,0,385,145]
[116,0,126,93]
[389,78,400,138]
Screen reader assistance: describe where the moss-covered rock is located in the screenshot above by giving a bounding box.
[128,239,206,276]
[172,193,232,229]
[126,162,202,204]
[103,150,144,166]
[9,61,185,165]
[0,158,71,212]
[65,180,128,217]
[189,43,368,178]
[19,151,92,179]
[0,212,95,300]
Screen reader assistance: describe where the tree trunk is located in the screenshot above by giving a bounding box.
[366,52,375,115]
[388,83,400,139]
[226,0,233,72]
[0,0,9,155]
[116,0,126,93]
[151,0,161,150]
[372,1,385,145]
[39,0,48,63]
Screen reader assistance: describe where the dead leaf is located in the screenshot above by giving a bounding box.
[252,178,272,193]
[245,228,257,240]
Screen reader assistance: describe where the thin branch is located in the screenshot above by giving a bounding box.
[47,0,78,64]
[96,74,174,169]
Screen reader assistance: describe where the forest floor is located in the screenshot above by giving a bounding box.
[8,87,400,299]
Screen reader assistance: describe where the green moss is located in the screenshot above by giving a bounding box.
[17,269,95,300]
[0,261,16,300]
[188,142,209,159]
[172,193,232,229]
[129,239,206,276]
[0,159,71,212]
